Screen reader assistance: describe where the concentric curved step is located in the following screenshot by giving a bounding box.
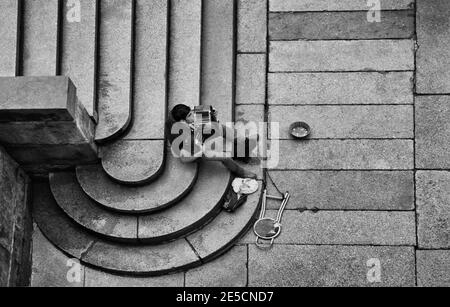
[100,140,165,185]
[98,0,169,185]
[95,0,133,143]
[50,161,231,243]
[76,154,198,213]
[33,180,261,276]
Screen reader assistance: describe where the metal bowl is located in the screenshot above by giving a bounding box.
[289,122,311,139]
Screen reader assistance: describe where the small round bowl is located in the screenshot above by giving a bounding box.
[289,122,311,139]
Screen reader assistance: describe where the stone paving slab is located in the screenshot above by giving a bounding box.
[95,0,133,142]
[236,54,266,105]
[22,0,59,76]
[269,72,414,105]
[238,0,267,53]
[85,267,184,287]
[273,140,414,170]
[244,210,416,246]
[269,11,414,40]
[202,0,235,124]
[266,171,414,211]
[417,171,450,249]
[125,0,168,140]
[31,228,84,287]
[269,105,413,139]
[417,250,450,287]
[61,0,98,118]
[270,40,415,72]
[417,0,450,93]
[169,0,202,109]
[249,245,416,287]
[0,0,20,76]
[269,0,415,12]
[416,96,450,169]
[185,246,247,287]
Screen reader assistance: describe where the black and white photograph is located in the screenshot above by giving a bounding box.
[0,0,449,291]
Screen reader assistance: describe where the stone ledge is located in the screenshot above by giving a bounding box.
[0,77,97,172]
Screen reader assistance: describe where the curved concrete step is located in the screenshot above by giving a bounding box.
[98,0,170,185]
[100,140,165,185]
[33,180,261,276]
[95,0,134,143]
[50,161,231,243]
[76,154,198,213]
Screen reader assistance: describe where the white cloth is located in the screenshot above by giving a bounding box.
[232,178,259,195]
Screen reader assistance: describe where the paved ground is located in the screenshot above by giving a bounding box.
[30,0,450,287]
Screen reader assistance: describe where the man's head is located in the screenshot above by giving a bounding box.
[171,104,192,122]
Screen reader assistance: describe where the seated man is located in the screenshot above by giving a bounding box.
[166,104,257,179]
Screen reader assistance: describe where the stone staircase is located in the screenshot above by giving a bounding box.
[0,0,263,283]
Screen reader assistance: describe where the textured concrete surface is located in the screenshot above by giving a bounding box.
[125,0,168,140]
[238,0,267,53]
[269,105,414,139]
[31,228,84,287]
[49,172,138,241]
[269,0,415,11]
[22,0,59,76]
[417,171,450,249]
[249,245,416,287]
[267,171,414,211]
[61,0,98,117]
[185,246,247,287]
[0,77,97,170]
[77,155,197,213]
[0,0,20,76]
[270,40,415,72]
[236,54,266,105]
[244,211,416,246]
[269,72,414,105]
[416,96,450,169]
[269,11,414,40]
[201,0,235,124]
[101,140,164,185]
[85,267,184,287]
[0,147,31,287]
[274,140,414,170]
[417,0,450,93]
[417,250,450,287]
[95,0,133,142]
[169,0,202,109]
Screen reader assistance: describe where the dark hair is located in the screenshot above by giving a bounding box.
[171,104,191,122]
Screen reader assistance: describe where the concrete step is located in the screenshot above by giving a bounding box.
[33,180,261,276]
[169,0,202,108]
[61,0,98,118]
[269,11,415,40]
[0,0,21,76]
[100,140,165,185]
[201,0,235,123]
[95,0,133,142]
[76,154,198,213]
[50,161,231,243]
[22,0,60,76]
